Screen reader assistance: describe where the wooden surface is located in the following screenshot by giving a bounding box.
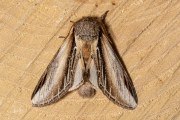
[0,0,180,120]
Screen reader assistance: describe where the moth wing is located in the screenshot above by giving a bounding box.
[98,34,138,109]
[68,56,84,91]
[31,28,82,106]
[88,54,99,89]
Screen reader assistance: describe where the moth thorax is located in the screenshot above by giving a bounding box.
[78,82,95,98]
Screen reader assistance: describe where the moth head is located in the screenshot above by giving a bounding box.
[74,17,100,41]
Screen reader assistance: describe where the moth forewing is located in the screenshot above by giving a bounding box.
[68,55,84,91]
[88,57,99,88]
[31,28,76,106]
[98,34,137,109]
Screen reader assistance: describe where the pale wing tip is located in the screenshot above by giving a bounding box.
[31,100,44,107]
[123,98,138,109]
[31,95,54,107]
[31,96,44,107]
[127,100,138,109]
[130,102,137,109]
[31,98,39,107]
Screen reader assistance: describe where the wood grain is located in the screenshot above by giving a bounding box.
[0,0,179,119]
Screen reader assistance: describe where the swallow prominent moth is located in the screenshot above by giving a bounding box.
[31,11,138,109]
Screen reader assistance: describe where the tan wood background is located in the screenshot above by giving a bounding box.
[0,0,180,120]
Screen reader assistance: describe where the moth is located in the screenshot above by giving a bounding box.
[31,11,138,109]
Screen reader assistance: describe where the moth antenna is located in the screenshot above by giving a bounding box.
[99,10,109,21]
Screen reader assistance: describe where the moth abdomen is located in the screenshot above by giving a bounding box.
[78,82,95,98]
